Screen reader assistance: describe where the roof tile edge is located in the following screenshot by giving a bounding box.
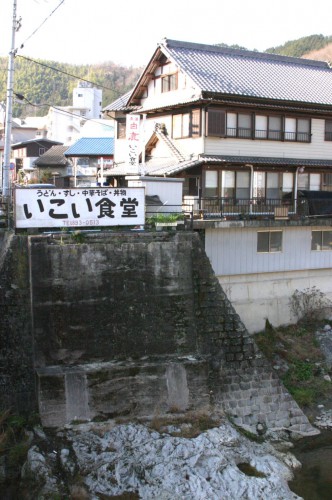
[161,38,330,69]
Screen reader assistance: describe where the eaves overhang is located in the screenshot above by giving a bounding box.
[202,92,332,116]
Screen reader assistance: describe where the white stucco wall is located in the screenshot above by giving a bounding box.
[205,225,332,332]
[204,117,332,160]
[218,269,332,333]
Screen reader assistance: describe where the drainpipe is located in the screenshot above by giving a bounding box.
[245,164,254,215]
[295,166,303,214]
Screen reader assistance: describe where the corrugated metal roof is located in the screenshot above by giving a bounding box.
[141,39,332,106]
[64,137,114,157]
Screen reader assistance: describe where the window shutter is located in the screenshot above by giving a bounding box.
[207,109,226,137]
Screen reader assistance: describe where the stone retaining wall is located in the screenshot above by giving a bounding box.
[0,231,315,436]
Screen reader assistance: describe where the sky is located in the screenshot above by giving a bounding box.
[1,0,332,68]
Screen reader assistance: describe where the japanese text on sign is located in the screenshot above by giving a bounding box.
[15,187,145,228]
[126,114,140,170]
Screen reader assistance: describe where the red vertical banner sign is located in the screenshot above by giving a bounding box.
[126,115,140,173]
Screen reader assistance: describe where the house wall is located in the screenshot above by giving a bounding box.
[205,225,332,332]
[218,268,332,333]
[114,113,204,165]
[205,225,332,275]
[141,67,200,112]
[204,117,332,160]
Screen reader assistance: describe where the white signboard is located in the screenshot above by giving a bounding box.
[15,187,145,228]
[126,114,140,171]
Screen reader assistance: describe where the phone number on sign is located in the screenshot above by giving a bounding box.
[62,220,100,226]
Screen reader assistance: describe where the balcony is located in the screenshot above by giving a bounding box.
[181,195,332,222]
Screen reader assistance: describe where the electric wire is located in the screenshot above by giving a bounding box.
[13,93,115,130]
[16,54,131,97]
[17,0,65,52]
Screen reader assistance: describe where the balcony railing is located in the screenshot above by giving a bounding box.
[183,196,332,220]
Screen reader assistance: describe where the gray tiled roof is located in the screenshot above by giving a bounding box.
[33,145,71,166]
[160,39,332,106]
[107,154,332,177]
[200,154,332,167]
[103,91,139,112]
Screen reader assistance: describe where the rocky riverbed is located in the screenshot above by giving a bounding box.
[16,417,306,500]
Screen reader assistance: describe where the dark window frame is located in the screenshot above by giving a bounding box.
[311,230,332,251]
[172,109,201,138]
[257,230,283,253]
[207,108,311,143]
[161,73,178,93]
[325,119,332,141]
[226,112,253,139]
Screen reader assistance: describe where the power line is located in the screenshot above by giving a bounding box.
[16,54,129,97]
[13,93,115,130]
[18,0,65,52]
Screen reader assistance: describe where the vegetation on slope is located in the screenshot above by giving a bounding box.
[265,34,332,57]
[0,33,331,121]
[254,287,332,414]
[0,55,142,118]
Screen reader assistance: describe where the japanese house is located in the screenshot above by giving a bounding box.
[64,137,114,187]
[103,38,332,332]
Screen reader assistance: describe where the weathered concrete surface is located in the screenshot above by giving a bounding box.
[0,231,316,437]
[26,231,315,436]
[0,232,36,414]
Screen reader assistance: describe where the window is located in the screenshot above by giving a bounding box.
[268,116,282,140]
[298,173,321,191]
[255,115,268,139]
[117,119,126,139]
[253,172,294,199]
[39,147,45,156]
[311,230,332,250]
[226,112,252,138]
[322,173,332,191]
[285,117,310,142]
[183,176,200,196]
[205,170,218,197]
[220,170,250,200]
[257,231,282,252]
[221,171,235,198]
[208,109,311,142]
[325,120,332,141]
[161,73,177,92]
[172,109,201,138]
[207,109,225,136]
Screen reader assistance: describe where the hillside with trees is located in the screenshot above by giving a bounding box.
[0,55,143,118]
[1,34,331,120]
[265,34,332,57]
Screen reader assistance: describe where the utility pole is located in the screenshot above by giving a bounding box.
[2,0,18,199]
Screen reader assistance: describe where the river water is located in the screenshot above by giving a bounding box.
[288,431,332,499]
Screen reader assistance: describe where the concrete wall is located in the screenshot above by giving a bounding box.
[219,268,332,333]
[0,231,315,437]
[0,232,36,414]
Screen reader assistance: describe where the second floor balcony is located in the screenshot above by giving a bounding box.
[182,192,332,222]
